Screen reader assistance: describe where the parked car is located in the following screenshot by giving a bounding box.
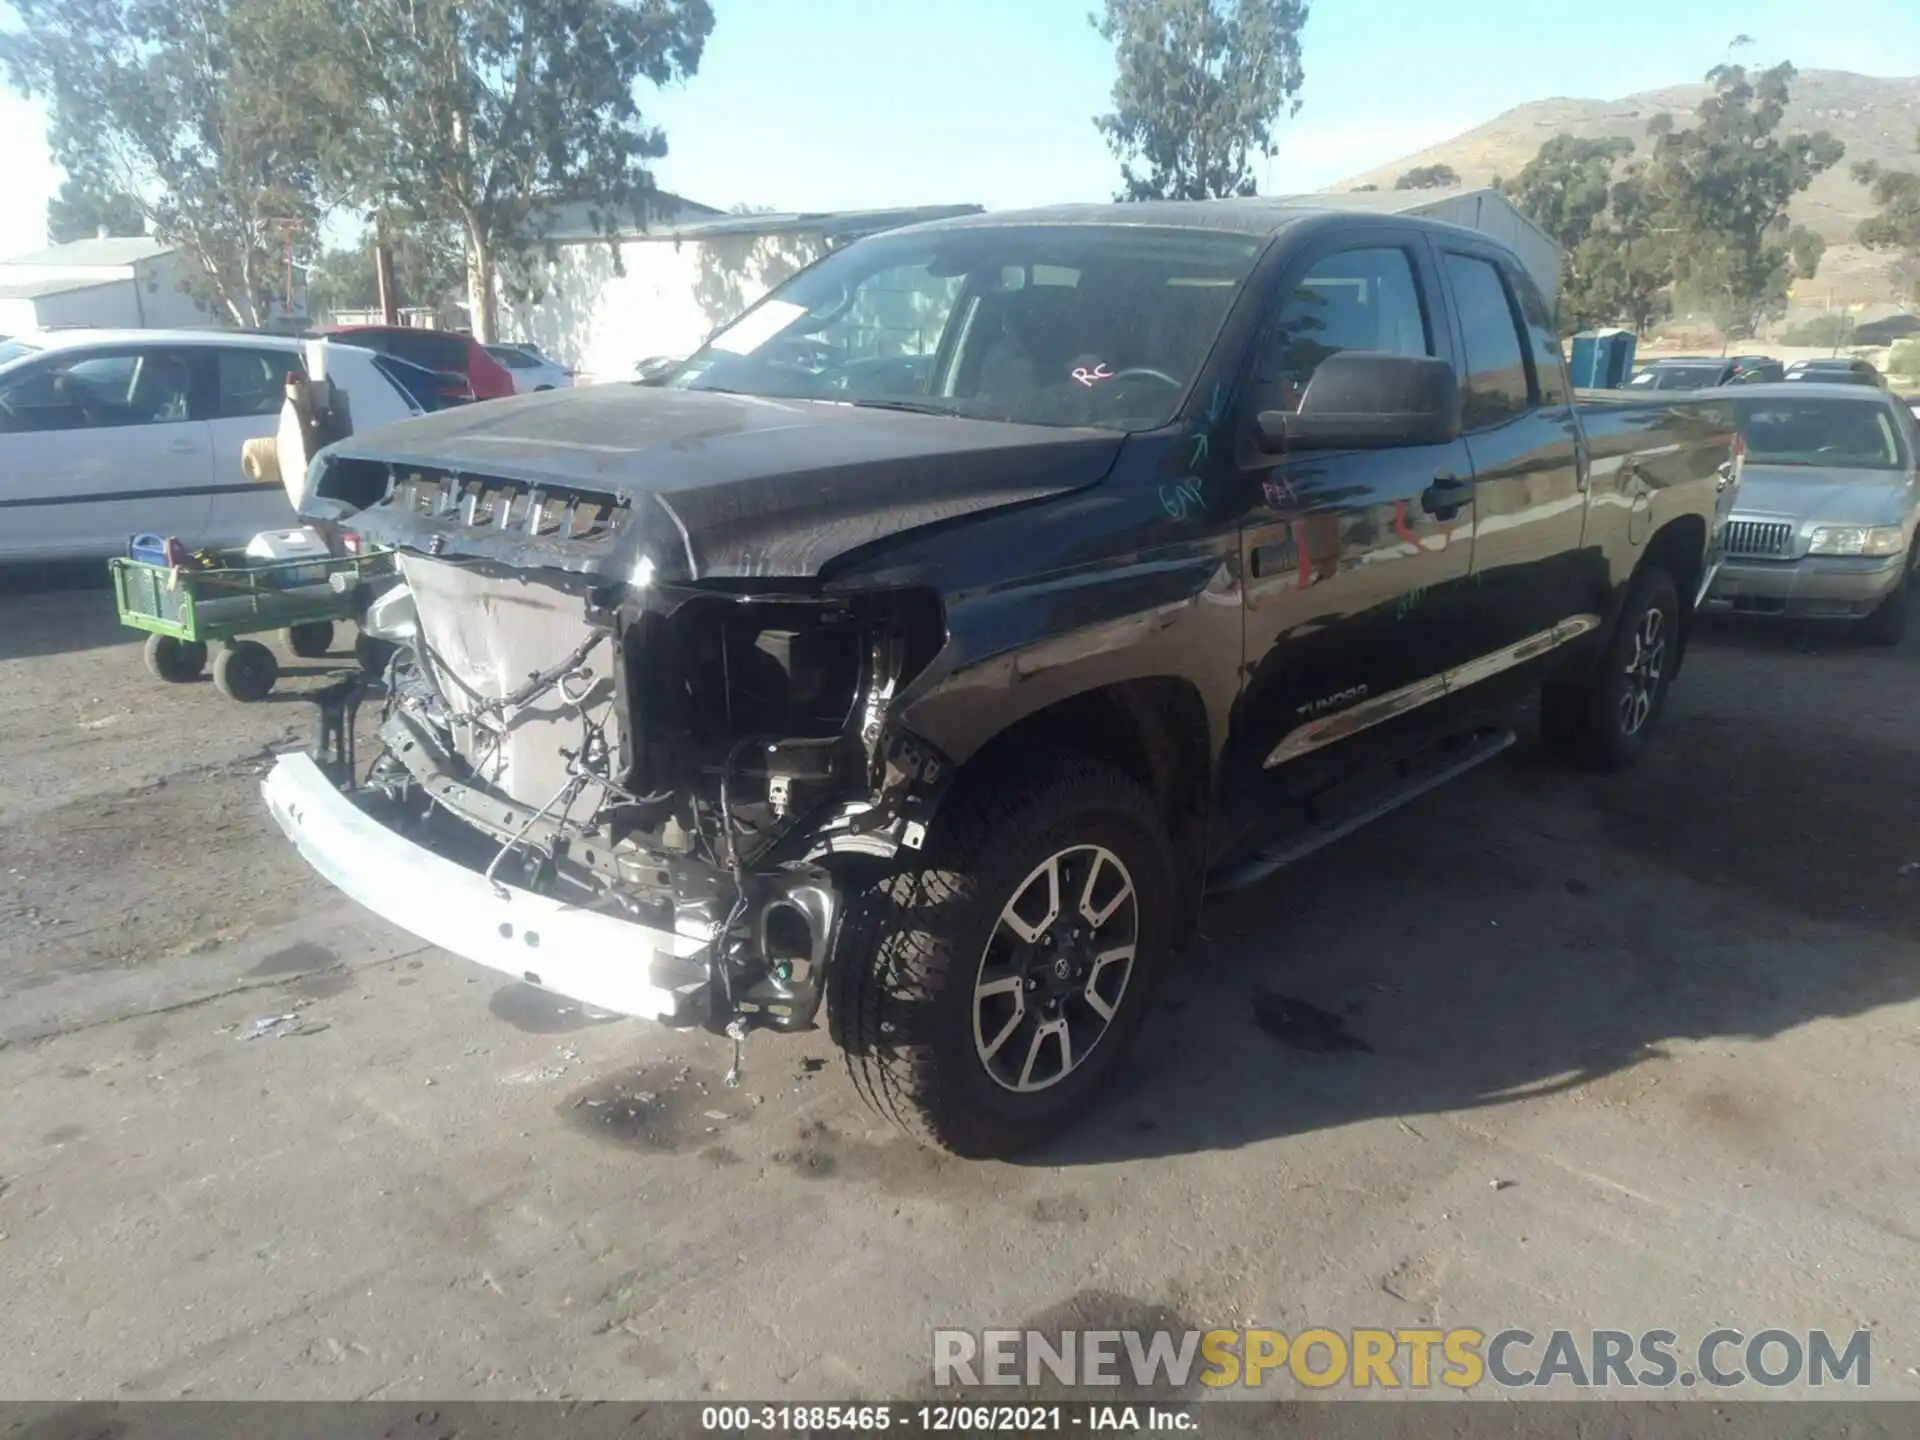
[371,355,481,415]
[1627,355,1780,390]
[263,202,1735,1157]
[1703,384,1920,643]
[1784,356,1886,388]
[318,324,516,401]
[0,329,426,563]
[1850,315,1920,347]
[485,343,573,393]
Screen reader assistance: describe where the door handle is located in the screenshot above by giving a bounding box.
[1421,473,1474,515]
[168,440,198,455]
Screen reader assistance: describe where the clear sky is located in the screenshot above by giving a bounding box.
[3,0,1919,259]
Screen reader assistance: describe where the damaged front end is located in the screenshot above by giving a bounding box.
[263,463,952,1071]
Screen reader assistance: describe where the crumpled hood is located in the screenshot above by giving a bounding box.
[317,383,1124,582]
[1732,464,1916,527]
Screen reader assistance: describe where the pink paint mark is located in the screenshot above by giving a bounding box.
[1391,500,1422,550]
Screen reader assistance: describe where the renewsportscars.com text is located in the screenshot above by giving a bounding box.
[932,1327,1873,1391]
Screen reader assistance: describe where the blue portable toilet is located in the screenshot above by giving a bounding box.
[1569,328,1638,389]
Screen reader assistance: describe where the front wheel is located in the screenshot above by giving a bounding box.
[828,756,1175,1158]
[1541,565,1680,772]
[213,640,279,702]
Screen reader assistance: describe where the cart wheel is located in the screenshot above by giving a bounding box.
[285,621,335,659]
[214,640,279,703]
[143,634,207,684]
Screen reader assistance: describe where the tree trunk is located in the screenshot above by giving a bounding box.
[466,225,497,343]
[374,213,399,324]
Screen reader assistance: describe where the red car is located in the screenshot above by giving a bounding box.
[318,325,516,401]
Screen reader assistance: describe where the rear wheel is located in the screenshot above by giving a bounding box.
[828,756,1175,1158]
[1541,565,1679,772]
[213,640,278,702]
[143,634,206,684]
[1857,563,1910,647]
[285,620,335,658]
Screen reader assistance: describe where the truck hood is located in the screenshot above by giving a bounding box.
[1732,464,1914,526]
[319,384,1125,582]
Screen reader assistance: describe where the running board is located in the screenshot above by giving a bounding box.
[1207,727,1517,895]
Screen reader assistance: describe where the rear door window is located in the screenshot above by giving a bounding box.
[1507,267,1569,407]
[1442,252,1534,429]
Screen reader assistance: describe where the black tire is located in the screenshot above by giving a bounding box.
[285,620,335,658]
[213,640,278,702]
[827,755,1175,1158]
[1540,565,1680,773]
[1857,565,1910,647]
[143,633,207,684]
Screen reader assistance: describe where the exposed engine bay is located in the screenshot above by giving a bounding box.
[330,549,951,1056]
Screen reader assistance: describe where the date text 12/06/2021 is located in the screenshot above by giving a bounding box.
[700,1405,1195,1432]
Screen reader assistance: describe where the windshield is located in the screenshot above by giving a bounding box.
[0,339,43,368]
[671,224,1265,431]
[1628,363,1722,390]
[1736,398,1907,471]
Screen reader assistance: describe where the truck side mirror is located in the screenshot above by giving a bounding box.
[1257,352,1462,452]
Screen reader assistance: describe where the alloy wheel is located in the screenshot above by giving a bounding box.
[1619,604,1667,736]
[972,844,1139,1093]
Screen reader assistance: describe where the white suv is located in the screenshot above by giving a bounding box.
[0,329,435,563]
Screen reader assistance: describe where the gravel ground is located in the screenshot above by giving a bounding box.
[1,568,1916,1406]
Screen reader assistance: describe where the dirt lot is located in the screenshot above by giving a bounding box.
[1,567,1917,1404]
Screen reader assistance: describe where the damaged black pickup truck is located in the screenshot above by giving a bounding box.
[264,202,1738,1157]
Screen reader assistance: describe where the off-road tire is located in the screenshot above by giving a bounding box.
[1540,565,1680,773]
[143,633,206,684]
[827,755,1175,1158]
[213,640,279,702]
[1857,563,1910,647]
[285,621,335,659]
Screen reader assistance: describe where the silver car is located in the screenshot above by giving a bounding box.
[1705,383,1920,644]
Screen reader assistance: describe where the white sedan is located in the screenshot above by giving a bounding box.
[484,343,574,393]
[0,329,434,563]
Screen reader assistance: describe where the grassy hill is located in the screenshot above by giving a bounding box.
[1333,70,1920,306]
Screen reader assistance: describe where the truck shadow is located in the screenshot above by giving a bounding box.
[1028,685,1920,1167]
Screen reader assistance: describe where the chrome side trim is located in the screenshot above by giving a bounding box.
[1263,614,1602,768]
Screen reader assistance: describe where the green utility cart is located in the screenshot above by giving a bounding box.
[111,546,394,703]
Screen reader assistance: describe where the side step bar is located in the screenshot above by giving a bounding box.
[1207,727,1517,896]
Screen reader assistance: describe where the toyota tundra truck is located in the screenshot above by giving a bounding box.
[263,201,1738,1157]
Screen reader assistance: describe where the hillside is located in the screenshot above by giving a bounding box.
[1334,69,1920,266]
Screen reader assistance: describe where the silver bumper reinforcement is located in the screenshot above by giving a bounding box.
[262,752,709,1022]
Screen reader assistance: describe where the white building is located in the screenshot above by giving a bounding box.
[0,236,217,335]
[498,196,981,382]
